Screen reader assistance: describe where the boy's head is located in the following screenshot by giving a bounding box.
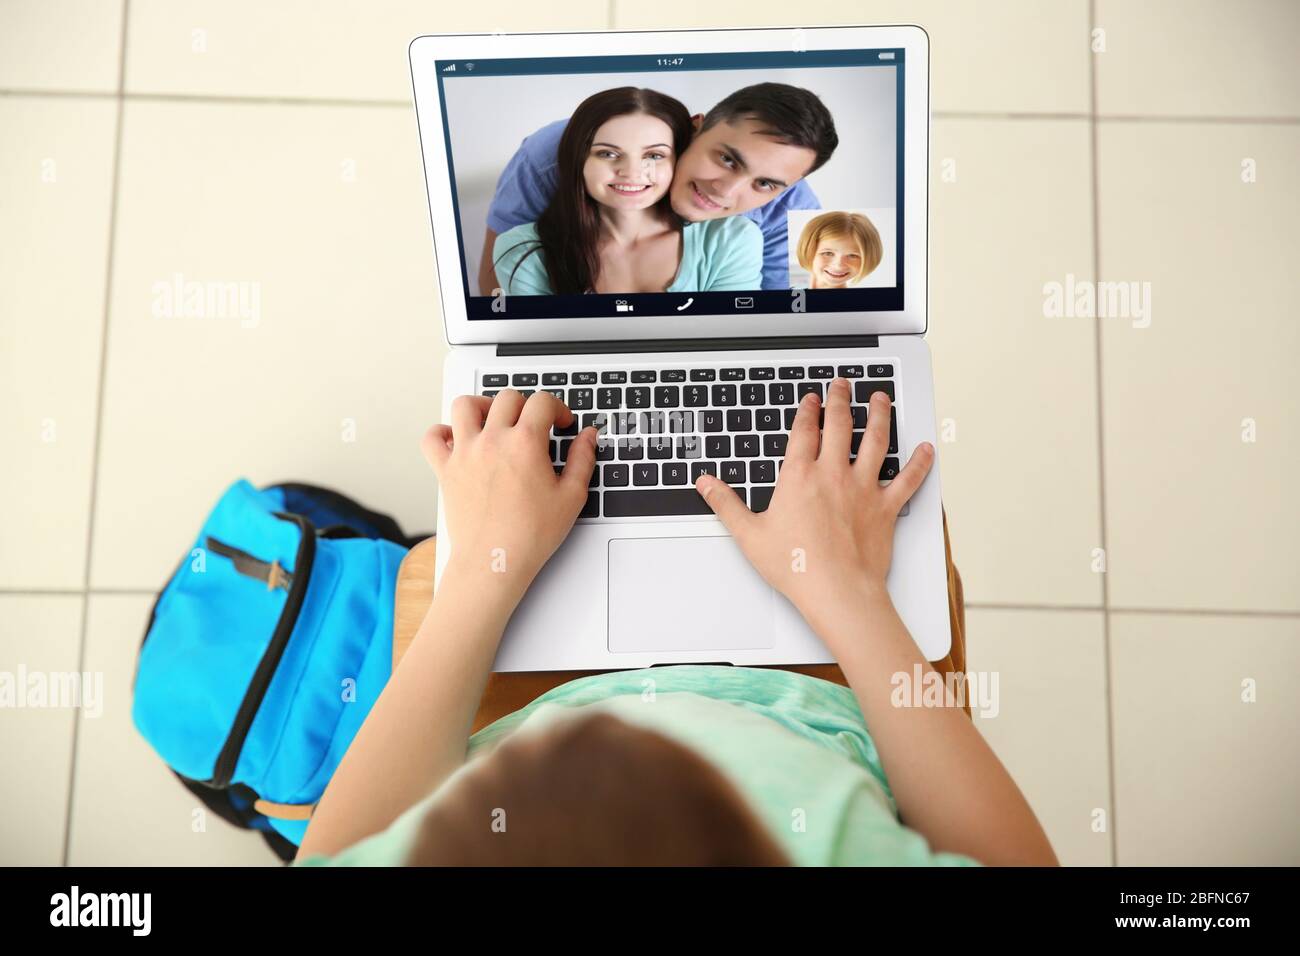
[668,83,838,221]
[405,711,790,866]
[796,211,883,288]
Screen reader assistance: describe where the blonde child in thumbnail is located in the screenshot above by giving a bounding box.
[796,211,883,289]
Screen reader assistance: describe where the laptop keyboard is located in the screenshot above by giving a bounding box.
[479,360,900,520]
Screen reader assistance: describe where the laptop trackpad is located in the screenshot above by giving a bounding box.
[607,536,777,654]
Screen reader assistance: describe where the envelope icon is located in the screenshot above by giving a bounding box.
[734,296,754,308]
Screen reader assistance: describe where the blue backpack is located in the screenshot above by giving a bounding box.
[132,480,422,861]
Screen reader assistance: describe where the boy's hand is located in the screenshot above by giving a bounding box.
[695,379,933,642]
[422,389,597,603]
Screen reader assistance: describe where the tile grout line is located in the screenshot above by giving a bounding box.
[61,0,130,869]
[1087,0,1119,869]
[1,88,1296,126]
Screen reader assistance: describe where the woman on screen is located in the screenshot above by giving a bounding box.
[492,86,763,296]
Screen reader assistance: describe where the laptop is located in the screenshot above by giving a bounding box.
[409,24,950,670]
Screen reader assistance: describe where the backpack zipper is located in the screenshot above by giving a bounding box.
[209,513,316,787]
[207,536,294,591]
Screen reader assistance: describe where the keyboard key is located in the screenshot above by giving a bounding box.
[568,388,593,410]
[654,385,680,407]
[647,435,674,459]
[662,462,688,485]
[750,460,776,483]
[633,463,658,486]
[750,486,774,513]
[797,382,823,400]
[720,461,746,484]
[588,467,600,489]
[726,409,752,431]
[572,371,598,385]
[683,385,709,407]
[613,412,638,435]
[711,384,737,407]
[740,383,765,406]
[676,435,702,459]
[660,369,687,382]
[555,416,579,436]
[734,434,760,457]
[641,411,666,434]
[698,409,724,433]
[582,412,607,433]
[581,491,600,518]
[596,437,616,461]
[879,458,900,480]
[542,388,565,401]
[604,489,719,517]
[838,364,865,378]
[755,408,781,431]
[482,389,499,398]
[542,372,568,386]
[763,434,789,458]
[809,365,834,379]
[855,380,894,403]
[520,390,535,398]
[748,367,775,380]
[783,408,798,429]
[604,464,630,487]
[483,373,508,387]
[549,439,557,461]
[720,368,746,381]
[597,387,622,409]
[559,439,573,462]
[617,437,644,460]
[852,406,867,429]
[689,368,716,382]
[865,407,899,454]
[631,369,656,383]
[667,410,694,433]
[778,366,805,380]
[511,373,538,387]
[691,462,718,482]
[769,383,795,405]
[868,364,893,378]
[626,387,651,409]
[601,371,627,384]
[705,436,731,458]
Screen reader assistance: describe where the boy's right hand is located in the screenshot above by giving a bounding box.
[694,379,933,645]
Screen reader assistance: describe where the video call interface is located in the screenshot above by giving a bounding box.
[434,49,905,320]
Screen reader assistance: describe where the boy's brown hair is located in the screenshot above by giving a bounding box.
[796,211,884,283]
[405,711,790,866]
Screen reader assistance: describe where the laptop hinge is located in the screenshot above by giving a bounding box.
[496,334,880,357]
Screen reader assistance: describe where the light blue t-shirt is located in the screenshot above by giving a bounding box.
[294,665,982,867]
[492,217,762,295]
[486,118,820,290]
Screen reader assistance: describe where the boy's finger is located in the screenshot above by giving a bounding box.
[785,391,822,462]
[853,391,892,478]
[883,441,934,510]
[517,390,573,436]
[484,387,526,428]
[696,474,754,539]
[451,394,492,441]
[560,427,598,498]
[420,424,453,476]
[819,378,853,462]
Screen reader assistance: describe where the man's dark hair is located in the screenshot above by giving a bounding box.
[700,82,839,175]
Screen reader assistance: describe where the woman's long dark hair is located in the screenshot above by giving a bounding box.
[499,87,692,295]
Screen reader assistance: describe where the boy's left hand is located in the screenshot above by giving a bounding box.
[422,389,597,602]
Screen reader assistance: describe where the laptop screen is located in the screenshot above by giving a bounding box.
[433,48,904,322]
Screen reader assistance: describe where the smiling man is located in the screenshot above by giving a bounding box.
[478,83,838,294]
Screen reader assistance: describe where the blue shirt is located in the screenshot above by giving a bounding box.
[486,119,821,290]
[493,217,762,295]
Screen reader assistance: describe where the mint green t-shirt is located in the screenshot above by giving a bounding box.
[492,217,763,295]
[294,665,981,867]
